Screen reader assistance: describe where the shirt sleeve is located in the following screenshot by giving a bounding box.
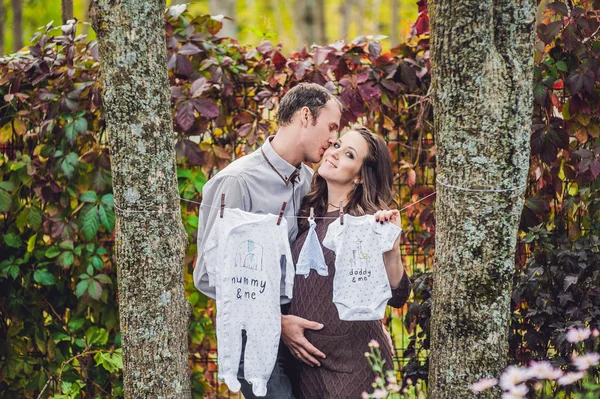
[322,218,343,251]
[374,220,402,253]
[279,220,295,300]
[193,175,250,299]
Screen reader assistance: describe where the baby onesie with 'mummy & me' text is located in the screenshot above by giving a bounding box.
[203,208,294,397]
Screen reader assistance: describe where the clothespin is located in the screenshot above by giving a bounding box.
[339,201,344,225]
[220,194,225,218]
[277,202,287,225]
[309,207,315,221]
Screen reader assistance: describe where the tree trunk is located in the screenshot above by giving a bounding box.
[294,0,308,46]
[340,0,351,40]
[391,0,399,46]
[269,0,283,40]
[89,2,191,398]
[62,0,74,23]
[11,0,22,51]
[314,0,326,44]
[209,0,237,38]
[428,0,536,397]
[372,0,381,36]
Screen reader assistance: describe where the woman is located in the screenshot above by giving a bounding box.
[288,125,411,398]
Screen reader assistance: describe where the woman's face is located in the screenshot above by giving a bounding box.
[318,129,369,188]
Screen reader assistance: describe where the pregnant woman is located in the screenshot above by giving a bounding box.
[287,125,411,398]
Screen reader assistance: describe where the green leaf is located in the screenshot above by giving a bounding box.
[28,206,43,230]
[65,123,77,143]
[91,256,103,270]
[68,318,86,332]
[16,208,29,229]
[87,279,102,300]
[33,269,56,286]
[85,326,109,346]
[79,191,98,203]
[193,172,207,193]
[95,274,112,285]
[59,240,74,250]
[58,251,74,267]
[0,187,11,212]
[99,205,115,232]
[45,246,61,258]
[27,234,37,252]
[60,152,79,178]
[94,350,123,373]
[80,205,100,240]
[0,181,15,191]
[556,60,568,72]
[177,168,192,179]
[4,233,23,248]
[74,117,87,133]
[75,280,88,297]
[101,193,114,207]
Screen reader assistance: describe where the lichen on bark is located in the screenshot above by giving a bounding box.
[428,0,536,397]
[90,1,191,397]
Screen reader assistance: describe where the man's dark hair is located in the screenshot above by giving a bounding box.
[277,83,339,126]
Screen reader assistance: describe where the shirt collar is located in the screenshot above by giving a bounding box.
[261,136,302,186]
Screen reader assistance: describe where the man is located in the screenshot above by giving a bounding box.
[194,83,342,398]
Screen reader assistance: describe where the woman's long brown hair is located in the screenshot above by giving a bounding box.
[298,125,394,233]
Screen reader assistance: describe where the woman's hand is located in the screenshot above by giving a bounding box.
[374,209,405,288]
[374,209,402,249]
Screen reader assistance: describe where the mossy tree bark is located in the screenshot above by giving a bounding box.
[428,0,536,397]
[90,1,191,398]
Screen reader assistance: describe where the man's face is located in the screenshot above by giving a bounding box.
[303,99,342,164]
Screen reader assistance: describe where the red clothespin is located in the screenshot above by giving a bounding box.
[309,207,315,220]
[339,201,344,225]
[220,194,225,218]
[277,202,287,225]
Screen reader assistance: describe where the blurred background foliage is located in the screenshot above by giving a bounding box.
[0,0,418,56]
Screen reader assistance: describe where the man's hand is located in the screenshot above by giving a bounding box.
[281,314,326,367]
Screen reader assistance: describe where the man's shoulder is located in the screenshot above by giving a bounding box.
[210,148,263,180]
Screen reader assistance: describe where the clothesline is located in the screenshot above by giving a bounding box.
[185,190,438,220]
[113,191,437,216]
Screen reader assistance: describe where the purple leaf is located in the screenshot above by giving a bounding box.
[368,41,382,58]
[176,54,193,75]
[192,98,220,119]
[176,101,196,131]
[190,77,211,97]
[178,43,203,55]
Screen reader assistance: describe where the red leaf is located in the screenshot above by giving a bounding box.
[192,99,220,119]
[553,80,564,89]
[176,101,196,131]
[273,51,287,70]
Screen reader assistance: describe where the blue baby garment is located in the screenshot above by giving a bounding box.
[295,218,328,278]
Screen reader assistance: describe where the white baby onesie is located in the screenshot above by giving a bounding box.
[295,218,328,278]
[203,208,294,397]
[323,214,401,321]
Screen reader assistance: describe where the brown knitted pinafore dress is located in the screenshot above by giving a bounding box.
[288,211,411,399]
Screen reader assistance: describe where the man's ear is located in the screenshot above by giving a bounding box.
[301,107,311,128]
